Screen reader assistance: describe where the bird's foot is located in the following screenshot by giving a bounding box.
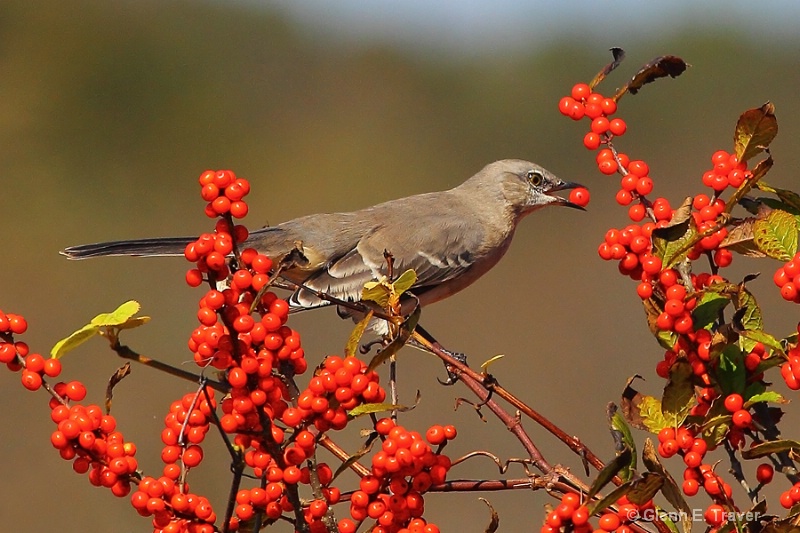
[437,349,466,386]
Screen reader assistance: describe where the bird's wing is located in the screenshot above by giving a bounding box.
[289,214,484,309]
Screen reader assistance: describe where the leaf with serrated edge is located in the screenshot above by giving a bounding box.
[734,102,778,163]
[753,209,799,261]
[51,323,101,359]
[90,300,141,327]
[739,329,786,357]
[639,395,669,434]
[741,439,800,460]
[345,311,373,358]
[745,391,786,407]
[720,218,766,257]
[116,316,151,330]
[642,439,693,533]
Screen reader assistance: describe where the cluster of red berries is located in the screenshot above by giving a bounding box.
[283,355,387,432]
[50,400,137,497]
[0,311,63,391]
[541,492,653,533]
[779,334,800,389]
[131,475,216,533]
[339,418,454,533]
[701,150,751,193]
[160,390,216,478]
[656,427,735,506]
[198,169,251,219]
[773,252,800,303]
[558,84,626,146]
[779,479,800,509]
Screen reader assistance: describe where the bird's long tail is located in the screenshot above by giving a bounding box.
[61,236,197,259]
[61,227,281,260]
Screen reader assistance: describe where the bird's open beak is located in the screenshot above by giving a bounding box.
[545,180,587,210]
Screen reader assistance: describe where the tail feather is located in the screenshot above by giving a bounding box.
[60,236,196,259]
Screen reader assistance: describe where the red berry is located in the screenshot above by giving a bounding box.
[732,409,752,429]
[583,132,601,150]
[723,394,743,413]
[608,118,627,136]
[571,83,591,101]
[569,187,590,207]
[756,463,774,484]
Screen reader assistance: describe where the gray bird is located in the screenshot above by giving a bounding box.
[62,160,584,317]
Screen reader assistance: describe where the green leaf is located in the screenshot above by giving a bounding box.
[639,396,669,434]
[745,390,786,407]
[347,402,407,418]
[90,300,142,326]
[733,286,764,353]
[362,281,391,308]
[586,447,632,502]
[738,329,786,357]
[392,269,417,296]
[610,410,637,481]
[753,209,799,261]
[345,311,373,358]
[691,291,730,330]
[662,360,695,427]
[741,439,800,460]
[717,345,745,395]
[701,414,733,446]
[734,102,778,163]
[50,323,101,359]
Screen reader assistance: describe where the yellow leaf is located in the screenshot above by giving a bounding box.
[91,300,141,327]
[51,323,101,359]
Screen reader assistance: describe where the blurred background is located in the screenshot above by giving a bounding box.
[2,1,800,531]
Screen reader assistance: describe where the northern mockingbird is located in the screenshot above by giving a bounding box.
[62,160,584,320]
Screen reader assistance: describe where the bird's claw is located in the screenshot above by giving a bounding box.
[437,349,466,386]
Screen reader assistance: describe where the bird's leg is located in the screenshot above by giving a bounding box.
[411,324,467,385]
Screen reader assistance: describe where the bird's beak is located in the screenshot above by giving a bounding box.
[545,180,587,210]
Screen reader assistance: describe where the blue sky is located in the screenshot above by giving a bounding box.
[255,1,800,54]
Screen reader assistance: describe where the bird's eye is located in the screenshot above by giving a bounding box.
[527,170,543,186]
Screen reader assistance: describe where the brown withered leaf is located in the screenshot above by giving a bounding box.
[734,102,778,163]
[480,498,499,533]
[589,47,626,90]
[615,55,689,99]
[720,218,766,257]
[620,375,648,430]
[105,362,131,414]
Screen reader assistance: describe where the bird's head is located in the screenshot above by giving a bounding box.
[465,159,586,218]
